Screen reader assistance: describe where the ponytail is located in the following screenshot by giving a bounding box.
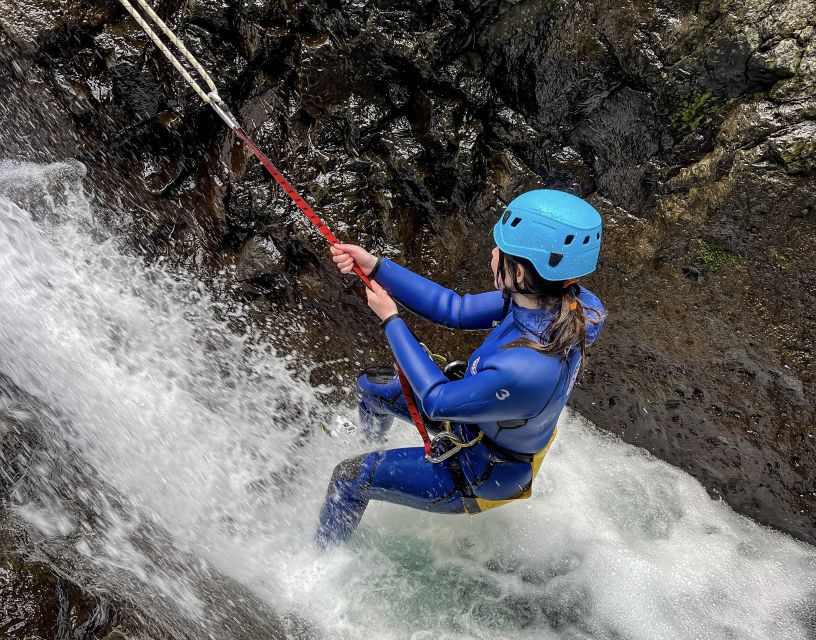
[497,250,601,360]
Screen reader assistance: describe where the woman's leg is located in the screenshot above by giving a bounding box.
[315,429,559,548]
[315,447,464,548]
[355,366,411,442]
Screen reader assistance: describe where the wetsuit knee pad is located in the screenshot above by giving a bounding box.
[355,368,405,442]
[317,451,384,548]
[358,365,397,386]
[329,453,366,485]
[328,451,382,498]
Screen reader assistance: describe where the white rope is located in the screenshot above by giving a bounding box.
[117,0,239,128]
[117,0,216,102]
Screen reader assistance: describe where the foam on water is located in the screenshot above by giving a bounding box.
[0,161,814,640]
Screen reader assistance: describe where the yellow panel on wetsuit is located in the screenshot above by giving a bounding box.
[474,428,558,512]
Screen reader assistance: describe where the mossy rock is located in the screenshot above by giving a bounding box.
[698,240,746,271]
[670,90,720,133]
[768,246,795,269]
[779,137,816,165]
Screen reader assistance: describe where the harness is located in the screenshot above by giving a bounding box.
[424,349,573,512]
[427,350,571,461]
[434,423,559,514]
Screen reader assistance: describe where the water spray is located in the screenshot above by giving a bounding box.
[115,0,433,456]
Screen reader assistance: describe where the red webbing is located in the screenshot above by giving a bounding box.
[395,365,433,456]
[232,126,433,456]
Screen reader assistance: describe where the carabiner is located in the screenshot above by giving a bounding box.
[425,431,464,463]
[207,92,240,130]
[425,443,461,463]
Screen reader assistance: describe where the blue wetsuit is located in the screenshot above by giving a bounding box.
[316,258,604,546]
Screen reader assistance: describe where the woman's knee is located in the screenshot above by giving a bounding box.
[329,454,366,487]
[327,451,381,497]
[356,365,397,395]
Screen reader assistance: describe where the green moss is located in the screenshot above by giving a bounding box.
[779,138,816,165]
[769,247,794,269]
[699,240,745,271]
[671,90,718,132]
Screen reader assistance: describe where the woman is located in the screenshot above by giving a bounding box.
[315,189,605,547]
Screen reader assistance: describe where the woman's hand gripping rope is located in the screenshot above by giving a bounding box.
[330,242,429,453]
[365,280,398,321]
[331,244,397,321]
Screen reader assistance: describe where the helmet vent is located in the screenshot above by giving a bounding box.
[510,217,522,228]
[502,210,512,224]
[564,234,574,245]
[548,252,563,267]
[583,236,590,244]
[596,232,600,239]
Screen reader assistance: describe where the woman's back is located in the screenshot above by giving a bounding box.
[441,287,605,453]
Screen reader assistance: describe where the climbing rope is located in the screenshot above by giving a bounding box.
[118,0,215,102]
[117,0,434,457]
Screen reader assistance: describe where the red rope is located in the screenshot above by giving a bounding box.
[232,127,433,456]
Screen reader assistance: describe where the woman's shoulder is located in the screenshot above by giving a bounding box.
[483,342,566,376]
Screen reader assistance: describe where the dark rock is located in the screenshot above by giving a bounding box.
[681,265,702,282]
[0,543,123,640]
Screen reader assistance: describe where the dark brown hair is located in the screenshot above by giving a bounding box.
[497,250,602,360]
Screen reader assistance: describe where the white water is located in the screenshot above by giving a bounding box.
[0,161,814,640]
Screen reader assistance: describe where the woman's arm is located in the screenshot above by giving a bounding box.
[332,243,505,329]
[381,316,554,422]
[373,258,506,329]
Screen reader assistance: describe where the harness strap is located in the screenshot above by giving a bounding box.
[440,426,559,514]
[452,424,537,463]
[445,455,481,514]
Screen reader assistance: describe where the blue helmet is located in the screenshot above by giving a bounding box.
[493,190,602,281]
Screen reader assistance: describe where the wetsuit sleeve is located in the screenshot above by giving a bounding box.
[383,318,545,422]
[372,258,506,329]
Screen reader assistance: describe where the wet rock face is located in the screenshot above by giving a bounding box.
[0,0,813,552]
[0,543,122,640]
[0,387,313,640]
[0,391,136,640]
